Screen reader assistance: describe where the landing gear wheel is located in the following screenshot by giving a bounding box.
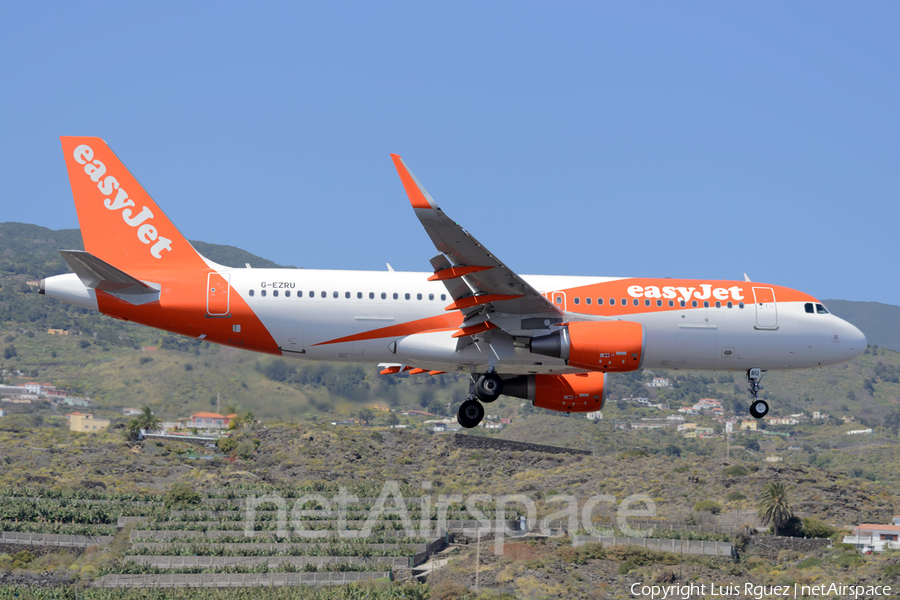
[749,400,769,419]
[474,373,503,403]
[746,368,768,418]
[457,399,485,429]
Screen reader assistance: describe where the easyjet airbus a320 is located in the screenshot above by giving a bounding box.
[41,137,867,428]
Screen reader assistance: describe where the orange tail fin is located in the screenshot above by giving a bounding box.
[60,137,207,273]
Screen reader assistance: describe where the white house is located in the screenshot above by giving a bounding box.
[586,411,603,420]
[647,377,670,388]
[844,524,900,553]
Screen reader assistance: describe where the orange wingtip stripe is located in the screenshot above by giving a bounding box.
[408,368,427,374]
[390,154,431,210]
[445,294,522,311]
[380,366,401,375]
[427,265,493,281]
[451,322,498,338]
[428,370,446,375]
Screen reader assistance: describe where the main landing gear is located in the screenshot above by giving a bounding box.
[747,368,769,419]
[456,371,504,429]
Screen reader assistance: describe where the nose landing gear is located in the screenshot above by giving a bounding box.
[747,368,769,419]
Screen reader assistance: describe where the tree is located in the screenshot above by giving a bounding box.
[387,413,400,428]
[664,444,682,457]
[137,406,161,433]
[357,408,374,425]
[123,419,143,442]
[757,482,794,536]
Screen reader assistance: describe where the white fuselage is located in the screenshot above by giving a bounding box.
[226,268,866,374]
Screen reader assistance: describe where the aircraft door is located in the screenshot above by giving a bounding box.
[550,291,567,311]
[207,273,231,316]
[753,287,777,329]
[281,328,305,354]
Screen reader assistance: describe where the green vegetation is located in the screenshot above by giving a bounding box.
[692,500,722,514]
[164,483,202,508]
[722,465,748,477]
[757,482,794,536]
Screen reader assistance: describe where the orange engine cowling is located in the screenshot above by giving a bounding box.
[530,320,644,372]
[502,372,607,413]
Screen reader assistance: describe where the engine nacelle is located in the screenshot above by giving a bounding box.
[530,320,644,372]
[503,372,607,413]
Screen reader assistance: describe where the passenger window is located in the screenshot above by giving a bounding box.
[417,293,422,300]
[261,290,267,297]
[715,301,720,308]
[657,300,662,307]
[249,289,255,297]
[381,292,386,300]
[286,290,292,297]
[622,298,627,306]
[369,292,374,299]
[679,300,686,307]
[393,293,399,300]
[441,294,446,301]
[298,290,303,298]
[805,303,814,314]
[597,298,603,305]
[692,301,698,308]
[574,297,580,305]
[668,300,674,307]
[357,292,362,299]
[310,291,315,298]
[739,302,745,309]
[555,296,562,305]
[405,293,410,300]
[816,303,829,314]
[333,291,338,299]
[586,298,592,305]
[345,292,350,299]
[727,301,732,308]
[609,298,615,306]
[321,291,327,298]
[429,293,434,301]
[273,290,279,297]
[644,299,650,307]
[703,301,709,308]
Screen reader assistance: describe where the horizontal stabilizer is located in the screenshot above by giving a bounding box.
[59,250,154,295]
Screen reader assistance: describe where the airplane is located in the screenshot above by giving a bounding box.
[41,137,867,428]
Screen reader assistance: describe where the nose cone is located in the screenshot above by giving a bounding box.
[841,319,867,360]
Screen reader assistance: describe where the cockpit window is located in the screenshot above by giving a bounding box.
[816,303,829,315]
[805,303,814,314]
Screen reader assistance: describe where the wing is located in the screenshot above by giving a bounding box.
[391,155,562,339]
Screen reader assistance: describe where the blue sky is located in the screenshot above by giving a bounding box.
[2,3,898,304]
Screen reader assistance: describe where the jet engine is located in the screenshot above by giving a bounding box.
[503,372,607,413]
[529,320,644,372]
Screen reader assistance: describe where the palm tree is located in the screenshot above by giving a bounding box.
[124,418,142,442]
[137,406,161,433]
[757,482,794,536]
